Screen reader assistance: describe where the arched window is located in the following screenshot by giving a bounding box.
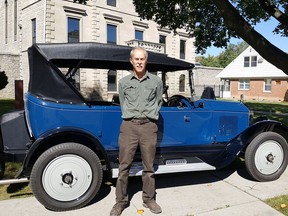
[108,70,117,91]
[179,74,185,92]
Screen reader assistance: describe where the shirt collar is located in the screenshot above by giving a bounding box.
[131,71,150,81]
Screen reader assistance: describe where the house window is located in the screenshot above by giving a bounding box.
[180,40,186,59]
[107,0,116,7]
[238,79,250,90]
[135,30,143,40]
[251,56,257,67]
[108,70,117,91]
[14,0,18,41]
[224,80,230,91]
[32,18,36,44]
[107,24,117,44]
[244,56,257,67]
[179,74,185,92]
[264,79,272,92]
[5,0,8,44]
[68,17,80,43]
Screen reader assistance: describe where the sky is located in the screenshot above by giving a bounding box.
[202,18,288,57]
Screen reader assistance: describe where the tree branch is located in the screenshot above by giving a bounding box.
[213,0,288,74]
[258,0,288,26]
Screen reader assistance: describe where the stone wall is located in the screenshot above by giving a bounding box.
[0,54,20,99]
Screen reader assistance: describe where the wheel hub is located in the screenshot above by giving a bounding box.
[266,153,275,163]
[62,172,74,185]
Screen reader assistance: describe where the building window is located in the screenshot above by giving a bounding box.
[135,30,143,40]
[107,24,117,44]
[244,56,257,67]
[14,0,18,41]
[180,40,186,59]
[251,56,257,67]
[5,0,8,44]
[238,79,250,90]
[68,17,80,43]
[159,35,166,44]
[264,79,272,92]
[32,18,36,44]
[159,35,166,52]
[108,70,117,91]
[179,74,185,92]
[107,0,116,6]
[224,80,230,91]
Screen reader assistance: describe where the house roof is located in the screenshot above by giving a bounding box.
[216,46,288,79]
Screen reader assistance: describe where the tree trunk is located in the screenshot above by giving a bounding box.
[213,0,288,75]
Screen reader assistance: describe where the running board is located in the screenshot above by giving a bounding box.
[112,162,216,178]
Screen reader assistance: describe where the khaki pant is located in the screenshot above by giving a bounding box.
[115,120,158,204]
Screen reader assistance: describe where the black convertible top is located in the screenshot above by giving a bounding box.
[28,43,194,104]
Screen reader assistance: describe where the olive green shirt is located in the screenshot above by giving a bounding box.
[118,72,163,120]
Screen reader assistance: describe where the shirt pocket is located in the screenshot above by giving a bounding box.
[124,86,138,102]
[144,85,156,102]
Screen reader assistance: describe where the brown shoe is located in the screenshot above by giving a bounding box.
[110,203,127,216]
[143,201,162,214]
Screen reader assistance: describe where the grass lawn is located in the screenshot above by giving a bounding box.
[0,99,288,214]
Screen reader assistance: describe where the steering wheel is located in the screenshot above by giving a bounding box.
[167,95,188,107]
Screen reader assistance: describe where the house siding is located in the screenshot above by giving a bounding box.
[230,79,288,101]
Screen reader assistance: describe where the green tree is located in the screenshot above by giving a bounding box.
[197,41,248,67]
[133,0,288,74]
[0,71,8,91]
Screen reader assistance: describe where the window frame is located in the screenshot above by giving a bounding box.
[32,18,36,44]
[67,17,80,43]
[5,0,8,44]
[263,79,272,92]
[14,0,18,41]
[108,69,117,92]
[238,79,250,90]
[179,74,185,92]
[135,29,143,41]
[180,39,186,59]
[107,0,116,7]
[244,56,257,67]
[107,24,117,44]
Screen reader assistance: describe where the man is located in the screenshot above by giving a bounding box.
[110,47,163,216]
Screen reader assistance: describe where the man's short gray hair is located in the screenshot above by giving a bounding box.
[130,47,148,59]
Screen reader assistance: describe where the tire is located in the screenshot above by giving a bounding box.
[245,132,288,182]
[30,143,103,211]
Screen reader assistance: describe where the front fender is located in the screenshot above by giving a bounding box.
[17,127,110,178]
[213,120,288,169]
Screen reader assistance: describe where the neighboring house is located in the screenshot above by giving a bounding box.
[217,46,288,101]
[0,0,198,102]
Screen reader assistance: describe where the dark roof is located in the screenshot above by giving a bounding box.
[35,42,194,71]
[28,43,194,104]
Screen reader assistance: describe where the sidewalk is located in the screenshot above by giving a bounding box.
[0,165,287,216]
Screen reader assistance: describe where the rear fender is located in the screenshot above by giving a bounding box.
[213,120,288,169]
[17,127,110,178]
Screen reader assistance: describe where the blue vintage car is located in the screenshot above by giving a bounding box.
[0,43,288,211]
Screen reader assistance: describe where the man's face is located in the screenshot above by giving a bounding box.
[130,49,147,74]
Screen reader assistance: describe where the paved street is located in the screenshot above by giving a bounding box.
[0,163,288,216]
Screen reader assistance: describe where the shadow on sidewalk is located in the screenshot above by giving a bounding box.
[88,158,255,208]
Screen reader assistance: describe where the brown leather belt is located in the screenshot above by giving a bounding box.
[125,118,155,124]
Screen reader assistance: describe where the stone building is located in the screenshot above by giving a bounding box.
[1,0,221,103]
